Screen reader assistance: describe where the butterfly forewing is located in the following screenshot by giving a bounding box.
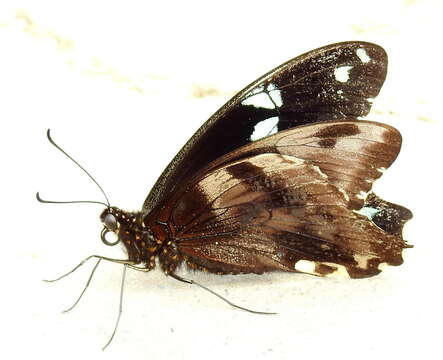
[143,42,388,213]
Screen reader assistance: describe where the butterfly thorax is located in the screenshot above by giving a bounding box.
[100,207,161,267]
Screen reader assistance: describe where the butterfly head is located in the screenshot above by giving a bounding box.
[100,207,143,247]
[100,207,159,264]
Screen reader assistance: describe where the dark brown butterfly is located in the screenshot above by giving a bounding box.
[39,41,412,349]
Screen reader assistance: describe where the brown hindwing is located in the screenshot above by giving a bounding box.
[152,148,410,278]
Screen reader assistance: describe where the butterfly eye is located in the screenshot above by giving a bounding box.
[103,213,118,231]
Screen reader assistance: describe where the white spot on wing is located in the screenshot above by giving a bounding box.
[267,83,283,107]
[241,92,275,109]
[356,206,379,220]
[241,83,282,110]
[334,66,353,83]
[295,260,350,278]
[356,48,371,63]
[249,85,264,96]
[250,117,279,141]
[294,260,316,274]
[378,262,389,271]
[354,254,377,269]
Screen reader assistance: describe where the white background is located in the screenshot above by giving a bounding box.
[2,1,442,359]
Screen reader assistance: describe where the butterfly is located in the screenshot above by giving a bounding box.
[39,41,413,349]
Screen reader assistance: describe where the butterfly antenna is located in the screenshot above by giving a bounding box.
[39,129,111,207]
[36,192,108,207]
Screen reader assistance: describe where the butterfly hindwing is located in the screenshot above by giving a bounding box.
[166,152,407,278]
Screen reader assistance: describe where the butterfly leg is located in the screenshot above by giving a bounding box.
[102,264,127,351]
[44,257,134,350]
[61,258,102,313]
[44,254,137,282]
[44,255,137,314]
[127,264,154,272]
[168,272,276,315]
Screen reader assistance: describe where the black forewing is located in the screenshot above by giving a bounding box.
[143,42,388,213]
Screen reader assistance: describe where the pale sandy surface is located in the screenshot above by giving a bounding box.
[2,1,442,359]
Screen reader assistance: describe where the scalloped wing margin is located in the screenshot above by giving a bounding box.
[168,152,409,278]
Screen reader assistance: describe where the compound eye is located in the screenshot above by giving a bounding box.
[104,213,118,231]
